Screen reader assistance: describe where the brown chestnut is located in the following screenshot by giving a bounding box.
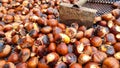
[62,53,77,64]
[101,13,115,21]
[75,31,84,39]
[16,63,27,68]
[84,28,94,38]
[92,51,107,63]
[102,57,119,68]
[48,33,54,43]
[41,26,52,34]
[80,37,90,46]
[111,9,120,18]
[0,45,11,58]
[48,43,56,52]
[55,62,67,68]
[20,48,30,62]
[70,63,82,68]
[56,43,68,55]
[65,27,77,38]
[91,36,102,47]
[114,42,120,51]
[47,19,58,27]
[78,25,86,32]
[3,15,14,23]
[3,62,16,68]
[114,52,120,60]
[27,57,38,68]
[46,52,59,64]
[0,60,6,68]
[116,33,120,41]
[84,62,100,68]
[78,54,91,64]
[8,52,19,63]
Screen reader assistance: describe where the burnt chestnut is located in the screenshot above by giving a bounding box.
[67,44,74,53]
[70,63,82,68]
[62,53,77,64]
[102,57,119,68]
[91,36,102,47]
[56,43,68,55]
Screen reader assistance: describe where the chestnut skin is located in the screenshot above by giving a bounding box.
[16,63,27,68]
[102,57,119,68]
[8,52,19,63]
[27,57,38,68]
[0,60,6,68]
[70,63,82,68]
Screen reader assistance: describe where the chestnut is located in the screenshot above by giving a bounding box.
[0,45,11,58]
[84,62,100,68]
[47,19,58,27]
[59,33,70,44]
[48,43,56,52]
[110,25,120,35]
[48,33,54,43]
[38,62,50,68]
[114,42,120,51]
[78,54,91,64]
[0,60,6,68]
[8,52,19,63]
[79,37,90,46]
[116,33,120,41]
[12,35,19,44]
[114,52,120,60]
[41,26,52,34]
[83,45,92,55]
[113,17,120,26]
[111,9,120,18]
[29,29,38,38]
[3,15,14,23]
[62,53,77,64]
[75,41,84,54]
[84,28,94,38]
[101,13,115,21]
[92,51,107,63]
[3,62,16,68]
[56,43,68,55]
[65,27,77,38]
[105,33,116,44]
[27,57,38,68]
[4,24,13,32]
[71,23,79,30]
[96,26,109,37]
[91,36,102,47]
[57,23,66,30]
[99,20,107,26]
[53,27,62,34]
[46,52,59,64]
[94,16,102,23]
[37,46,46,57]
[67,44,74,53]
[16,63,27,68]
[0,31,5,37]
[75,31,84,39]
[54,62,67,68]
[69,63,82,68]
[78,25,86,32]
[20,48,30,62]
[113,1,120,8]
[102,57,119,68]
[24,23,33,32]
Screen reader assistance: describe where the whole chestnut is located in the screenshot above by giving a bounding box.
[91,36,102,47]
[54,62,67,68]
[41,26,52,34]
[69,63,82,68]
[84,62,100,68]
[27,57,38,68]
[56,43,68,55]
[105,33,116,44]
[16,63,27,68]
[78,54,91,64]
[102,57,119,68]
[8,52,19,63]
[114,42,120,51]
[47,19,58,27]
[48,43,56,52]
[80,37,90,46]
[62,53,77,64]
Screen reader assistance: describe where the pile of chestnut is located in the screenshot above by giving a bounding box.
[0,0,120,68]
